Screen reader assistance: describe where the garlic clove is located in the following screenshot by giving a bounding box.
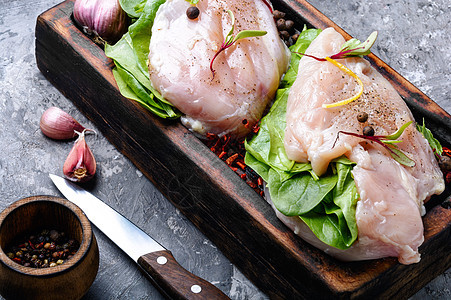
[40,107,87,140]
[63,130,96,183]
[73,0,128,43]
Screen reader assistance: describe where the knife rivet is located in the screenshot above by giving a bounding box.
[191,285,202,294]
[157,256,167,265]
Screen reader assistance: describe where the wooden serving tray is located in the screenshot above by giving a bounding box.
[35,0,451,298]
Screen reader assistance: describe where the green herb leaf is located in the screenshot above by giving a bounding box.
[384,121,412,140]
[417,119,443,155]
[234,30,267,42]
[380,140,403,144]
[185,0,199,4]
[291,31,377,65]
[210,10,267,77]
[386,144,416,167]
[337,121,416,167]
[226,10,235,38]
[336,31,378,58]
[381,121,416,166]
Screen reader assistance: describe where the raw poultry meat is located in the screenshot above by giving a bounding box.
[148,0,290,138]
[280,28,445,264]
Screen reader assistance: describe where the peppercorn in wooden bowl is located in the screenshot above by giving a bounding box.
[0,195,99,300]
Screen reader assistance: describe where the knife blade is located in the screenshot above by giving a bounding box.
[49,174,229,300]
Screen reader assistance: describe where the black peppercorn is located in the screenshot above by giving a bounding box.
[276,18,286,31]
[363,126,375,136]
[357,112,369,123]
[186,6,199,20]
[279,30,290,39]
[285,20,294,31]
[439,155,451,172]
[273,10,286,19]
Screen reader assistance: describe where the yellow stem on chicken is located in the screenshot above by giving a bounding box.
[322,56,364,108]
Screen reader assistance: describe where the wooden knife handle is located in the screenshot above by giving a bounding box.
[138,250,230,300]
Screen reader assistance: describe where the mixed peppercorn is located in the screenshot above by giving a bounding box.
[438,148,451,184]
[5,229,79,268]
[273,10,299,47]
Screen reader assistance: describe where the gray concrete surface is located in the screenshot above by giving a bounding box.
[0,0,449,299]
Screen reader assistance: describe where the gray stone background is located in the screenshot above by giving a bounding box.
[0,0,449,299]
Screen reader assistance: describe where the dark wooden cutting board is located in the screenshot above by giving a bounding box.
[35,0,451,298]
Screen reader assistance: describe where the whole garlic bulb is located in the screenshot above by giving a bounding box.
[73,0,128,43]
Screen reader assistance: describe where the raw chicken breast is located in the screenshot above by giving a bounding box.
[281,28,445,264]
[148,0,290,138]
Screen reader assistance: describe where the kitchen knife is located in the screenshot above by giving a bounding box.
[49,174,229,300]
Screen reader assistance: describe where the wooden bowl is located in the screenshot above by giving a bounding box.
[0,195,99,300]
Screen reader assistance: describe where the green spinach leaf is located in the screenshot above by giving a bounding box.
[106,0,180,119]
[119,0,147,19]
[268,168,337,216]
[280,26,321,88]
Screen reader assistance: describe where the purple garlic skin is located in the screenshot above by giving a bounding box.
[63,130,96,183]
[73,0,128,43]
[40,107,86,140]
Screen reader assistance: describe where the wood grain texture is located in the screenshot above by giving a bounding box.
[138,250,229,299]
[0,196,99,300]
[35,1,451,299]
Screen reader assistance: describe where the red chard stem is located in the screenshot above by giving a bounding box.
[333,122,415,167]
[261,0,273,13]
